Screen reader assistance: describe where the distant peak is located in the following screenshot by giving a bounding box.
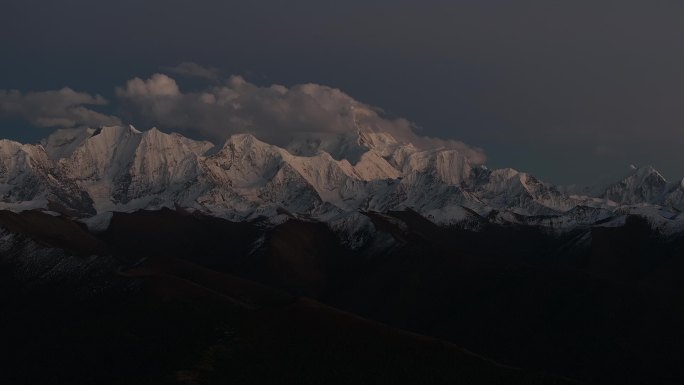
[226,133,259,144]
[221,133,271,152]
[492,168,520,179]
[628,165,665,181]
[230,132,257,140]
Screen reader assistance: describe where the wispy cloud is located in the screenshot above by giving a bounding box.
[0,88,121,128]
[162,62,221,82]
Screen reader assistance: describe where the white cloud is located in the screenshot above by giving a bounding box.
[116,73,486,163]
[0,72,486,165]
[0,87,121,128]
[116,74,180,97]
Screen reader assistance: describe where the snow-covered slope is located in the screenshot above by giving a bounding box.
[0,137,96,213]
[602,165,668,205]
[0,139,51,208]
[3,125,684,235]
[54,125,213,213]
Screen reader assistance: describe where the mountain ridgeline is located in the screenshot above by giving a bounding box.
[2,124,684,239]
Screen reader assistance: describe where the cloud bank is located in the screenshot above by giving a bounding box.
[0,65,485,164]
[116,71,486,163]
[0,88,121,129]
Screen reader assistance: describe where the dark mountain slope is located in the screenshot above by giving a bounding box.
[0,235,576,384]
[3,209,684,383]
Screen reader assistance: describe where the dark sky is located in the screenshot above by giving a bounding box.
[1,0,683,185]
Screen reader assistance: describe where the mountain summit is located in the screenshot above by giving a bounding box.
[2,126,684,237]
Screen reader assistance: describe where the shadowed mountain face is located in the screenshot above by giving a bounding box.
[2,208,684,384]
[0,210,577,385]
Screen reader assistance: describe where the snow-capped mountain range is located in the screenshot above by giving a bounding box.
[2,124,684,237]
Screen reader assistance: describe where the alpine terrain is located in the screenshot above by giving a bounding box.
[2,124,684,384]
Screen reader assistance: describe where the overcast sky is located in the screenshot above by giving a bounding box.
[1,0,683,185]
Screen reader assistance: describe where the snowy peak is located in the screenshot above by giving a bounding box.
[47,126,215,211]
[60,125,212,182]
[128,127,212,194]
[0,139,50,181]
[470,167,571,215]
[205,133,285,188]
[222,133,270,153]
[0,140,91,212]
[632,165,665,180]
[0,140,53,209]
[603,165,668,204]
[209,133,364,208]
[4,126,684,235]
[63,125,143,181]
[357,130,401,157]
[141,127,213,156]
[352,150,401,181]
